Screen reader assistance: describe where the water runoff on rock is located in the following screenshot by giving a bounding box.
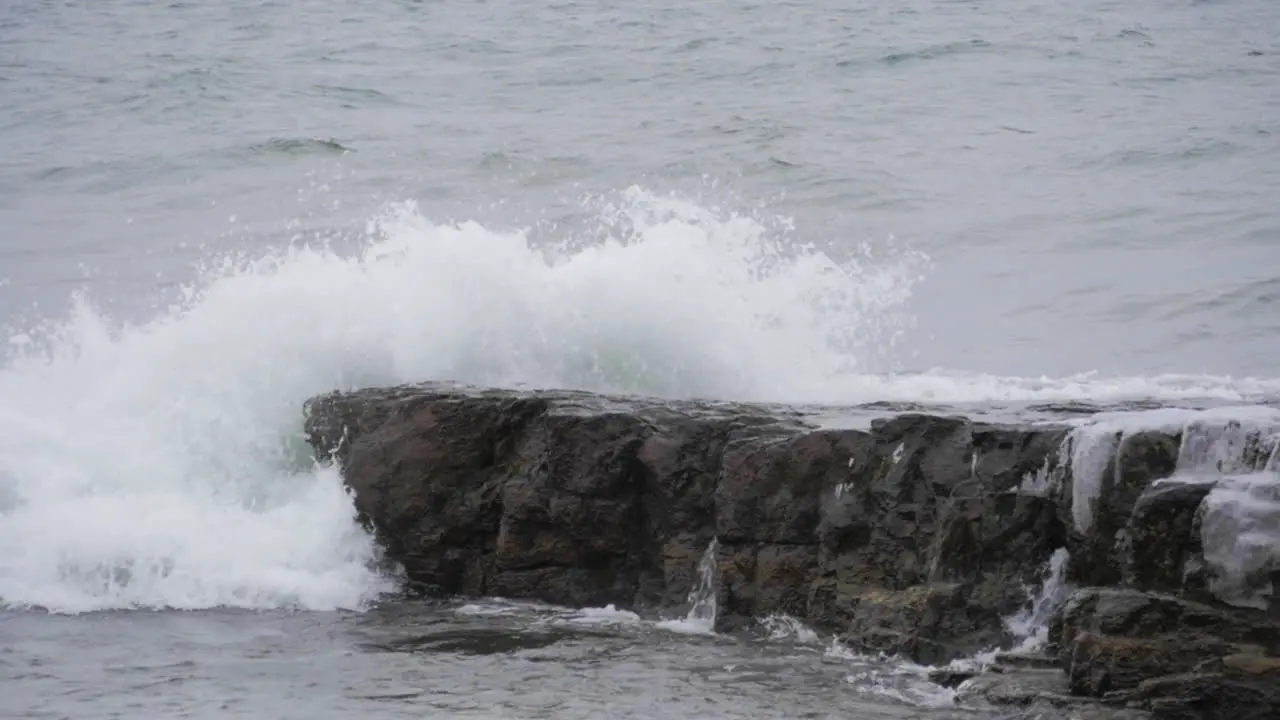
[631,406,1280,702]
[1063,406,1280,609]
[1003,547,1073,654]
[655,538,720,635]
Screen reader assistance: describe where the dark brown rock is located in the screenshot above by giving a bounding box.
[1123,654,1280,720]
[717,542,818,630]
[1068,430,1182,589]
[302,381,1275,684]
[1065,632,1243,697]
[1048,588,1280,664]
[1120,480,1215,595]
[1043,587,1280,718]
[808,415,1071,659]
[838,583,1009,665]
[958,668,1155,718]
[303,383,1086,663]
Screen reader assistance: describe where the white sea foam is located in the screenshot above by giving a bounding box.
[454,600,533,617]
[758,613,821,644]
[2,188,1277,613]
[825,640,958,709]
[553,604,643,627]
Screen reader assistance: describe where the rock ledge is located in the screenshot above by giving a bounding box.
[303,382,1280,717]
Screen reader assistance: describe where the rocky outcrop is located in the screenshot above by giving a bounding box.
[1049,589,1280,668]
[1119,480,1215,595]
[1063,430,1182,588]
[1122,653,1280,720]
[302,383,1280,716]
[304,384,1074,660]
[1033,417,1280,718]
[1040,587,1280,717]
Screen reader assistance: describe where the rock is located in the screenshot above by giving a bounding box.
[1048,588,1280,665]
[808,415,1071,660]
[301,381,1277,682]
[959,668,1155,718]
[1045,587,1280,718]
[1068,431,1182,588]
[1065,632,1243,697]
[994,652,1065,671]
[928,668,977,688]
[1122,654,1280,720]
[1120,480,1215,595]
[838,583,1010,665]
[303,384,1075,662]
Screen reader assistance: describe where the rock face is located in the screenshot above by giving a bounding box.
[1124,653,1280,720]
[1044,587,1280,717]
[303,383,1280,716]
[1119,480,1215,595]
[304,384,1072,662]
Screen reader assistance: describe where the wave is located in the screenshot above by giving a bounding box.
[1,186,1276,614]
[245,137,355,156]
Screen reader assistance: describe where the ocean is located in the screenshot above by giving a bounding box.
[1,0,1277,717]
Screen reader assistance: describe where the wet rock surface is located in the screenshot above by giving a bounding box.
[1042,587,1280,718]
[303,383,1280,719]
[1066,431,1183,589]
[1116,653,1280,720]
[1119,480,1215,595]
[305,383,1073,663]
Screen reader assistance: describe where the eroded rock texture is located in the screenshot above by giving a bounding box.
[303,383,1280,718]
[305,384,1073,662]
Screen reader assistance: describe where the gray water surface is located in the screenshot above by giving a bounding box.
[3,601,975,720]
[3,0,1278,377]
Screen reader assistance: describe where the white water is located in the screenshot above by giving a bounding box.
[1200,475,1280,609]
[1175,412,1280,608]
[922,547,1075,680]
[2,190,1278,614]
[656,537,720,635]
[803,550,1074,709]
[758,614,821,645]
[823,640,960,709]
[1004,547,1073,654]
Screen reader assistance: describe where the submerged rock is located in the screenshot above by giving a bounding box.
[957,666,1155,719]
[927,667,977,689]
